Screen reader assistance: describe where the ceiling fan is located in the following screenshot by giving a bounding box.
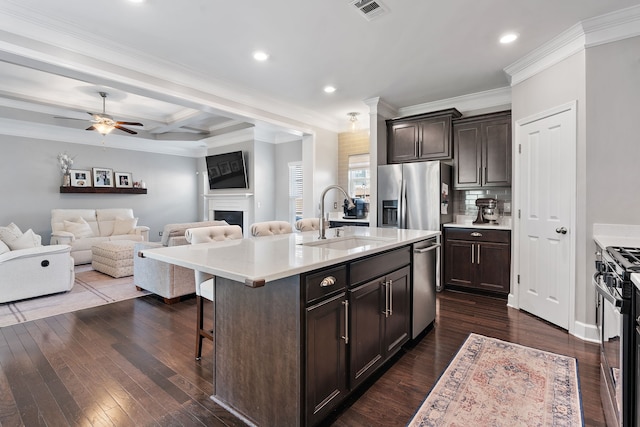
[58,91,144,135]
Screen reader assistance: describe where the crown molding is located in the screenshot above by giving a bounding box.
[364,97,398,119]
[504,4,640,86]
[582,4,640,47]
[397,87,511,118]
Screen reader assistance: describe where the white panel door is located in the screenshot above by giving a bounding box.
[517,105,575,330]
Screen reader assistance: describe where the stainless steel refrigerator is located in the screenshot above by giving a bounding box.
[377,161,452,338]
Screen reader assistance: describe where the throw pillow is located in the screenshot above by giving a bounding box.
[5,229,41,250]
[112,217,138,235]
[63,218,94,239]
[0,239,9,255]
[0,222,22,244]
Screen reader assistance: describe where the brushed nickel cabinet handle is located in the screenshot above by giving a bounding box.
[320,276,336,287]
[341,300,349,344]
[383,281,389,317]
[388,279,393,316]
[471,232,482,237]
[477,244,481,264]
[471,244,474,264]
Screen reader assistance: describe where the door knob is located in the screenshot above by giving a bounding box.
[555,227,567,235]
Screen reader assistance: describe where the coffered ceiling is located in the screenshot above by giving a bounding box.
[0,0,638,155]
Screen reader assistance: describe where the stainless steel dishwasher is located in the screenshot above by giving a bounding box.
[412,238,440,339]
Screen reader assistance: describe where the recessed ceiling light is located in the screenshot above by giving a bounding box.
[128,0,145,3]
[253,51,269,61]
[324,86,336,94]
[499,33,518,44]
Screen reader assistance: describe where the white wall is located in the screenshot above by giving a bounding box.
[275,140,303,221]
[0,135,199,243]
[304,128,340,219]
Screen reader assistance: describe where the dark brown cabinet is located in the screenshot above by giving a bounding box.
[306,292,348,426]
[304,265,348,426]
[452,111,511,189]
[444,227,511,295]
[304,246,412,425]
[387,108,462,163]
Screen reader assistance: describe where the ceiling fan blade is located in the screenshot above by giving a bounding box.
[54,116,88,121]
[116,121,143,127]
[114,125,137,135]
[86,125,96,131]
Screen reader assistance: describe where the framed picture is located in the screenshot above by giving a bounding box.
[70,169,91,187]
[230,160,240,172]
[219,161,231,175]
[115,172,133,188]
[209,165,220,178]
[92,167,113,187]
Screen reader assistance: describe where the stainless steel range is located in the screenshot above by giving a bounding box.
[594,246,640,426]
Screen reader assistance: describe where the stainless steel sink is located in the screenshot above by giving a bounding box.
[301,236,393,251]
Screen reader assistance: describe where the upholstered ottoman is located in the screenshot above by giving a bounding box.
[91,240,137,278]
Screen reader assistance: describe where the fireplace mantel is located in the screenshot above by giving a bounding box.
[204,193,253,199]
[204,193,254,236]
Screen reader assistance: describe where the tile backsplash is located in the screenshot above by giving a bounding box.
[452,187,512,217]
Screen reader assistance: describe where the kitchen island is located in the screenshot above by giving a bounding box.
[139,226,439,426]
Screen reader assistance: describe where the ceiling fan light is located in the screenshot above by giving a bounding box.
[94,123,114,135]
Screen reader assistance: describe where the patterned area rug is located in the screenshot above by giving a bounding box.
[408,333,583,426]
[0,266,149,327]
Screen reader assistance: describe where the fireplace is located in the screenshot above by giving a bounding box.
[204,193,253,237]
[214,210,244,231]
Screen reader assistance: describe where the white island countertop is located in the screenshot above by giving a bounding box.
[139,226,438,287]
[442,214,512,231]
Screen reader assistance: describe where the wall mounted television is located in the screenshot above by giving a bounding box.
[205,150,249,190]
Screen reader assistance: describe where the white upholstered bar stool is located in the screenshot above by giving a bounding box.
[185,224,243,360]
[295,218,320,232]
[250,221,293,237]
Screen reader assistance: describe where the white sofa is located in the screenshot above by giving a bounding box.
[133,220,228,303]
[51,208,149,265]
[0,244,75,303]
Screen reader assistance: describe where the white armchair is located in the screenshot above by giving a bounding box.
[0,245,75,303]
[133,220,228,303]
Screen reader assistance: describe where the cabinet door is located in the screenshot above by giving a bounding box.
[384,266,411,355]
[306,293,348,426]
[418,116,452,160]
[444,239,474,288]
[476,242,511,294]
[482,117,512,187]
[388,121,419,163]
[453,122,482,188]
[349,279,385,388]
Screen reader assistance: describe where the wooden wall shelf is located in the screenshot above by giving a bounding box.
[59,186,147,194]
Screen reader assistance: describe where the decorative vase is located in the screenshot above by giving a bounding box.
[62,173,71,187]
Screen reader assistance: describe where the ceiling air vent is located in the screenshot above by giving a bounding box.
[348,0,388,21]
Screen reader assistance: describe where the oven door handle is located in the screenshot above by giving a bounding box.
[592,272,622,308]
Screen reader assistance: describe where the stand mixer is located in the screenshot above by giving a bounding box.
[473,198,499,224]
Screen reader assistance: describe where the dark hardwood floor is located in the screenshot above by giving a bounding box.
[0,289,603,426]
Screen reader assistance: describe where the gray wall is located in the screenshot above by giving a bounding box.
[511,50,589,325]
[512,36,640,329]
[254,140,276,222]
[0,135,199,243]
[586,36,640,225]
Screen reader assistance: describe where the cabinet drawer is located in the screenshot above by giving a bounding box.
[305,265,347,303]
[350,246,411,285]
[445,228,510,243]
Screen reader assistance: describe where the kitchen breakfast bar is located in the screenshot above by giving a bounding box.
[139,227,439,426]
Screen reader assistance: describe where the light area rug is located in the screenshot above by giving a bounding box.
[0,265,149,327]
[408,333,583,427]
